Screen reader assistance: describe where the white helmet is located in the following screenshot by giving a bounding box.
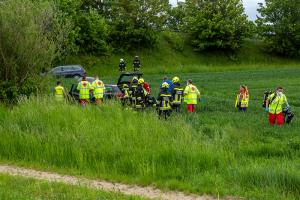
[120,58,124,62]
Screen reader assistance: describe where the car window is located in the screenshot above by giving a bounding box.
[105,87,113,92]
[120,75,134,83]
[112,86,120,92]
[72,66,81,70]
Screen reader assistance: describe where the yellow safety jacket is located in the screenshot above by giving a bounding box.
[268,93,287,114]
[92,80,105,99]
[173,87,184,105]
[54,85,65,101]
[159,94,172,111]
[235,93,249,108]
[184,84,200,105]
[77,81,91,100]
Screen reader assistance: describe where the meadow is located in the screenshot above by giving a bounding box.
[0,68,299,200]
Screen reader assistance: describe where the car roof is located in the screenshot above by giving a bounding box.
[56,65,83,68]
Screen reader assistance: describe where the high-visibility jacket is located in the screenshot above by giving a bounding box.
[172,87,184,105]
[268,93,288,114]
[54,85,65,101]
[122,85,130,98]
[77,81,91,100]
[157,92,173,111]
[92,80,105,99]
[184,84,200,105]
[235,93,249,108]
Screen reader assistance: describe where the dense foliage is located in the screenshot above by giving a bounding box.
[256,0,300,57]
[107,0,170,51]
[184,0,251,50]
[0,0,71,102]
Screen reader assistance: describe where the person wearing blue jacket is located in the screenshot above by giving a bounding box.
[160,76,173,93]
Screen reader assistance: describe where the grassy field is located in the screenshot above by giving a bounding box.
[0,68,299,200]
[65,37,300,77]
[0,174,144,200]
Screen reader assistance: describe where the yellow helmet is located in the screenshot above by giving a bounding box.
[172,76,180,83]
[161,82,169,89]
[132,76,138,81]
[138,78,144,84]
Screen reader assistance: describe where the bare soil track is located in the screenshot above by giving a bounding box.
[0,164,243,200]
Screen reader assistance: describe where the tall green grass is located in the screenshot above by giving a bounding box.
[0,174,145,200]
[0,69,300,200]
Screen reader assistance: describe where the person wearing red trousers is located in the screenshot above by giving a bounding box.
[265,87,289,125]
[184,79,200,113]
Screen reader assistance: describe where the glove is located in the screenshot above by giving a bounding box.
[264,108,269,112]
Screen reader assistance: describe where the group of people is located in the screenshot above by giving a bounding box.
[235,85,293,125]
[54,74,293,124]
[119,56,141,72]
[54,76,105,107]
[119,76,201,118]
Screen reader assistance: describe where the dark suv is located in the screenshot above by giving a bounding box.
[50,65,85,78]
[117,72,143,90]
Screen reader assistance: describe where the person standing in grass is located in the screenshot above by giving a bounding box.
[77,76,91,107]
[265,87,290,126]
[171,76,184,112]
[92,76,105,105]
[235,85,249,112]
[184,79,200,113]
[119,58,126,72]
[54,81,66,102]
[133,56,141,71]
[160,76,173,94]
[157,82,173,119]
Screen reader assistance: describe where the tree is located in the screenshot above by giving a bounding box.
[256,0,300,57]
[55,0,109,55]
[185,0,251,51]
[167,2,186,32]
[0,0,72,101]
[108,0,170,50]
[77,9,109,54]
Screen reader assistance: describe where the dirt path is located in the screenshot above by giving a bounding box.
[0,164,241,200]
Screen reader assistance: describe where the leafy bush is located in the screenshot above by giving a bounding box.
[184,0,251,51]
[0,0,71,102]
[77,9,109,55]
[108,0,169,51]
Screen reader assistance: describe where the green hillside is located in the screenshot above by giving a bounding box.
[66,36,300,77]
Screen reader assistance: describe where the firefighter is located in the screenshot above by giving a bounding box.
[121,83,130,106]
[265,87,290,126]
[184,79,200,113]
[119,58,126,72]
[129,76,139,107]
[77,76,92,107]
[133,56,141,71]
[171,76,184,112]
[54,81,66,102]
[134,78,147,110]
[157,82,173,119]
[160,76,173,94]
[92,76,105,105]
[235,85,249,111]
